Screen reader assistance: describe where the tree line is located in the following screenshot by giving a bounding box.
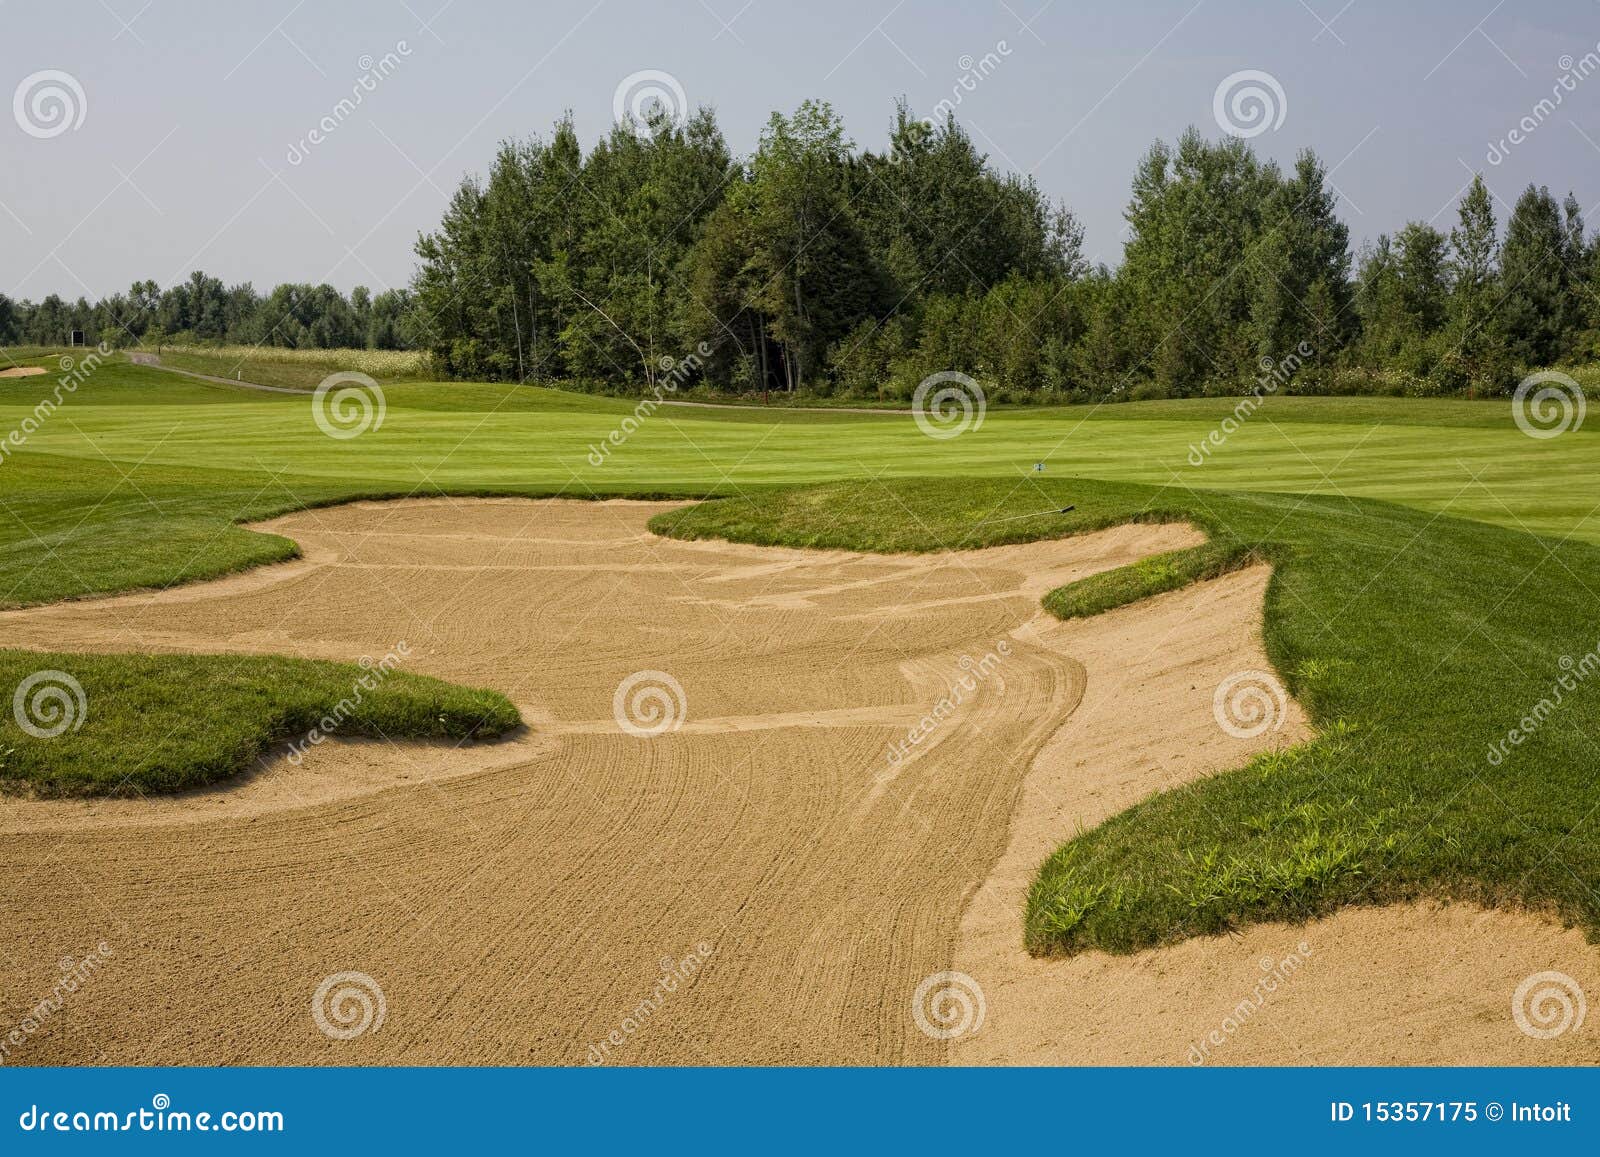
[0,273,414,352]
[7,98,1598,401]
[408,99,1083,395]
[406,100,1600,400]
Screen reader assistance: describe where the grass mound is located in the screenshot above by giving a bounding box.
[0,650,520,796]
[648,477,1198,553]
[1043,537,1267,619]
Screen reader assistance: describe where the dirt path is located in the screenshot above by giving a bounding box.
[660,397,912,415]
[0,499,1593,1065]
[125,350,310,394]
[119,352,905,412]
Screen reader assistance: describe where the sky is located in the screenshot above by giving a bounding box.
[5,0,1600,301]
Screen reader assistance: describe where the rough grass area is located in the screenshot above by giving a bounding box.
[657,477,1600,954]
[0,650,520,796]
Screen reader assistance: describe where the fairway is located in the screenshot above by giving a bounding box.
[4,363,1598,560]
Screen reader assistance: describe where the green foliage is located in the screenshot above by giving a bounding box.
[1443,175,1508,390]
[4,275,412,353]
[1107,133,1352,394]
[410,99,1079,395]
[13,103,1600,406]
[1352,222,1451,380]
[851,103,1083,298]
[731,101,894,390]
[1499,185,1572,368]
[423,108,738,386]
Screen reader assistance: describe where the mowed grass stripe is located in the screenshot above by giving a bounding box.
[3,362,1599,544]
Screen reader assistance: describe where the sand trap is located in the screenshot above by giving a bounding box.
[0,365,46,378]
[0,498,1593,1065]
[949,574,1600,1064]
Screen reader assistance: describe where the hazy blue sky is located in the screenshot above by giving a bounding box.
[6,0,1600,300]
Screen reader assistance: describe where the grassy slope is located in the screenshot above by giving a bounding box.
[148,349,320,391]
[655,479,1600,952]
[152,347,432,391]
[1,347,70,369]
